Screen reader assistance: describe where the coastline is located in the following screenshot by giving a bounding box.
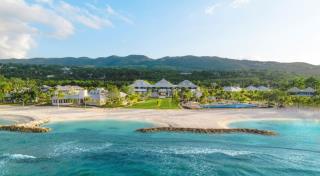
[0,105,319,129]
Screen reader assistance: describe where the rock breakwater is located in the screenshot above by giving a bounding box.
[0,119,50,133]
[136,127,277,136]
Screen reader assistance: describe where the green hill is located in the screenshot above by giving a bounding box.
[1,55,319,75]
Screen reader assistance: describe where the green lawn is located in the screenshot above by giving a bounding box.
[129,98,180,109]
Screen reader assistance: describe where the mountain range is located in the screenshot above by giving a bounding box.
[0,55,319,75]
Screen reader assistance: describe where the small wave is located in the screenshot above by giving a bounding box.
[0,153,36,176]
[0,160,6,170]
[1,153,36,160]
[148,147,253,157]
[49,141,113,157]
[0,160,7,176]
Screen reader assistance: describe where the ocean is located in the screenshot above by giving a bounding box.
[0,119,319,176]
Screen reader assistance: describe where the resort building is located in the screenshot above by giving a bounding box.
[287,87,316,96]
[40,85,52,93]
[130,79,199,98]
[120,92,128,98]
[257,86,271,91]
[176,80,201,98]
[287,87,300,94]
[245,85,258,91]
[46,75,55,78]
[223,86,242,92]
[52,86,113,106]
[176,80,198,92]
[51,86,87,106]
[52,85,89,106]
[245,85,271,91]
[1,93,14,103]
[87,88,108,106]
[152,79,175,98]
[130,80,152,94]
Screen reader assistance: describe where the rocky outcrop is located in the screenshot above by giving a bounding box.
[0,119,50,133]
[136,127,277,136]
[0,125,50,133]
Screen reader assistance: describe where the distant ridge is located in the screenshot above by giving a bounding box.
[0,55,319,75]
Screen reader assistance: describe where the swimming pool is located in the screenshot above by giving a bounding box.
[202,103,257,109]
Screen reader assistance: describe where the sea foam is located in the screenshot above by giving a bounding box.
[1,153,36,160]
[0,153,36,176]
[150,147,253,157]
[49,141,113,157]
[3,154,36,160]
[0,160,7,176]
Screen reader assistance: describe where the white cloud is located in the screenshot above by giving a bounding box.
[86,4,133,25]
[0,19,36,59]
[0,0,74,38]
[56,1,113,29]
[0,0,74,59]
[107,5,134,24]
[35,0,53,5]
[205,0,250,16]
[231,0,250,8]
[0,0,132,59]
[205,4,220,15]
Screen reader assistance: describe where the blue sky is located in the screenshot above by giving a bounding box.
[1,0,320,64]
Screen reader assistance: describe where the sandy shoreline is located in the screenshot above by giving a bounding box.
[0,105,320,128]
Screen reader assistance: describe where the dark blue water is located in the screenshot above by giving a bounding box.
[0,119,319,176]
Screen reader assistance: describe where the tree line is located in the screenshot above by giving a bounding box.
[1,63,320,107]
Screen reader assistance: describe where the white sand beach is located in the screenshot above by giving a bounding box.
[1,105,320,128]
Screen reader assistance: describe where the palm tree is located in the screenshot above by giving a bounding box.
[182,90,193,102]
[21,92,31,107]
[0,79,11,103]
[172,89,180,102]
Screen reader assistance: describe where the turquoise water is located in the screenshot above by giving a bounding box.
[0,119,320,176]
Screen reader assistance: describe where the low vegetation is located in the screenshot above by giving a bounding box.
[129,98,180,109]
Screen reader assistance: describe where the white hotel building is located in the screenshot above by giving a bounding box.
[130,79,199,98]
[52,86,108,106]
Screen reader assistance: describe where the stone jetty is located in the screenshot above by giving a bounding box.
[0,119,50,133]
[136,127,277,136]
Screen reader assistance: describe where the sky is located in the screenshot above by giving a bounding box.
[1,0,320,65]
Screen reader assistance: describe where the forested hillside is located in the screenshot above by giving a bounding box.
[0,63,304,88]
[1,55,320,75]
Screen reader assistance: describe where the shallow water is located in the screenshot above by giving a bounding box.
[0,119,319,176]
[0,119,14,125]
[0,116,30,125]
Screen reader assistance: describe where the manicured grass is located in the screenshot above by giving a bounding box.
[129,98,180,109]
